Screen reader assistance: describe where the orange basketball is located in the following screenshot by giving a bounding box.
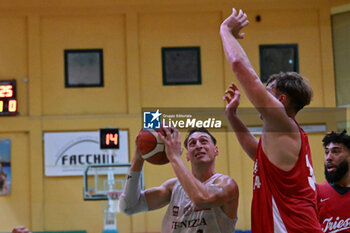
[136,128,169,165]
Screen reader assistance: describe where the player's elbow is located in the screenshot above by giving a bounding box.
[119,198,134,216]
[230,57,244,71]
[121,209,134,216]
[119,196,141,216]
[119,193,149,216]
[191,194,215,208]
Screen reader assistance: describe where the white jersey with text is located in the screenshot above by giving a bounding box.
[161,173,237,233]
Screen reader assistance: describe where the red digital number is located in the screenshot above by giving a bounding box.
[0,85,13,98]
[106,133,118,145]
[8,100,17,112]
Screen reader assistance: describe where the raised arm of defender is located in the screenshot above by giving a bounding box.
[221,8,302,171]
[220,9,294,129]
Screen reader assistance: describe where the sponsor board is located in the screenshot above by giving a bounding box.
[44,131,128,176]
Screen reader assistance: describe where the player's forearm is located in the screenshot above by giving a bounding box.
[169,156,214,206]
[119,170,148,215]
[220,25,256,80]
[226,113,258,160]
[130,154,144,171]
[120,155,149,214]
[220,26,269,108]
[220,25,249,68]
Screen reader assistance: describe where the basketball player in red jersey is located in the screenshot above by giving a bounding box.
[317,130,350,233]
[221,8,323,233]
[119,128,239,233]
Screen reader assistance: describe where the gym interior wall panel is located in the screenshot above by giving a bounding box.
[239,148,255,231]
[308,133,328,184]
[0,133,30,232]
[331,0,350,9]
[227,133,257,231]
[332,11,350,106]
[212,132,230,176]
[41,14,128,116]
[139,11,225,108]
[43,177,105,232]
[0,16,28,116]
[225,132,252,231]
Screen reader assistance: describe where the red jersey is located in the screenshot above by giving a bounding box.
[251,125,323,233]
[317,181,350,233]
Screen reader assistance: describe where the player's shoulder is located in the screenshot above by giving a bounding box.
[316,181,331,197]
[317,181,330,190]
[213,174,238,188]
[163,177,178,185]
[213,173,231,181]
[162,178,178,191]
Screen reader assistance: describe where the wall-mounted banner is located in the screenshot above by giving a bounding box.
[44,131,129,176]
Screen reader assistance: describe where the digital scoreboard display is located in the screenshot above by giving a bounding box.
[100,128,120,149]
[0,80,17,116]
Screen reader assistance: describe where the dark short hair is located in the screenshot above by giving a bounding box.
[322,130,350,150]
[266,72,313,113]
[184,128,217,149]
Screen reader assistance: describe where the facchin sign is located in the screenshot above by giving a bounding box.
[44,131,129,176]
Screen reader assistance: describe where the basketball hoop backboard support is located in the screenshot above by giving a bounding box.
[83,163,144,233]
[83,163,144,201]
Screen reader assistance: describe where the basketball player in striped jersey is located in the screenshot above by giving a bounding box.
[119,128,238,233]
[221,8,323,233]
[317,130,350,233]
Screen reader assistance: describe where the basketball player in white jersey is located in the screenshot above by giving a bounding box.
[119,127,238,233]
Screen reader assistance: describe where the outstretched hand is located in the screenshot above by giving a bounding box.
[158,127,183,162]
[223,82,241,117]
[221,8,249,39]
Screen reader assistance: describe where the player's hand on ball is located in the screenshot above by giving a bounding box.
[158,127,183,161]
[136,127,169,165]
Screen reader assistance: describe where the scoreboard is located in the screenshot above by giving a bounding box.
[100,128,120,149]
[0,80,17,115]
